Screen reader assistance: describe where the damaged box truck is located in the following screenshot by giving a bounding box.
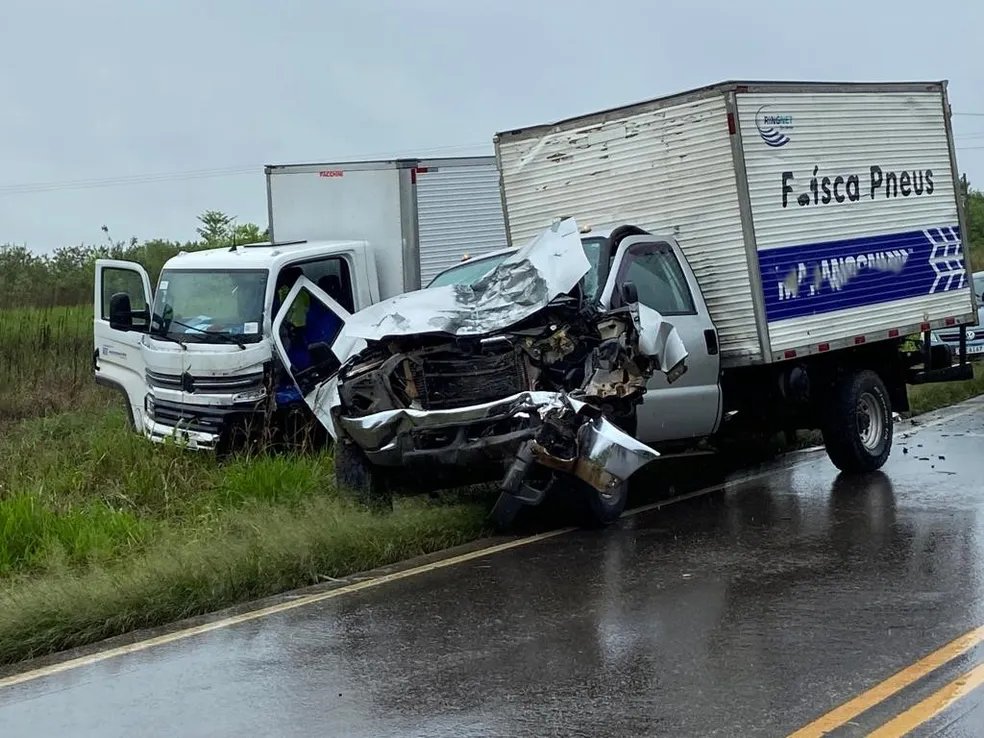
[272,80,977,529]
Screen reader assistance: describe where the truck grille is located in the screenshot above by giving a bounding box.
[409,346,529,411]
[146,369,265,394]
[150,398,263,435]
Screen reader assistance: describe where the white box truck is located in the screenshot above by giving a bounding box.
[260,80,977,529]
[487,79,977,466]
[93,157,509,452]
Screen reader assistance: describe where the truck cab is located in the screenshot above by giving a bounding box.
[93,238,377,451]
[425,224,724,447]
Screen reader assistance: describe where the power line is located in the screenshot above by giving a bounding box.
[3,119,984,198]
[0,142,491,197]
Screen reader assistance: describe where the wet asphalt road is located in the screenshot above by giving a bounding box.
[2,400,984,737]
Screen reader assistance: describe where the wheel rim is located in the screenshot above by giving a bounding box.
[856,391,885,452]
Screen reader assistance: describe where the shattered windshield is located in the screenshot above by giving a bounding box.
[150,269,269,344]
[427,237,606,299]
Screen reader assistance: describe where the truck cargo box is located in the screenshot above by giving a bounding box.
[493,80,977,367]
[265,156,508,298]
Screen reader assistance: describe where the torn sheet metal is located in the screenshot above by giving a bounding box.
[567,397,661,488]
[633,303,689,378]
[342,218,590,341]
[529,396,660,492]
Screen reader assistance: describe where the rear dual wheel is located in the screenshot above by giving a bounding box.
[821,369,894,473]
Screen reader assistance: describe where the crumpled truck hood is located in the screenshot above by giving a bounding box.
[342,217,592,342]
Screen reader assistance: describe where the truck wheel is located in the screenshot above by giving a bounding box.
[821,369,893,473]
[570,476,628,528]
[333,441,393,512]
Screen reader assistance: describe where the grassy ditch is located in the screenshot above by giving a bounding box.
[0,409,491,665]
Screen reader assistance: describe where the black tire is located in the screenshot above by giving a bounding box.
[565,475,628,528]
[333,441,393,512]
[821,369,893,473]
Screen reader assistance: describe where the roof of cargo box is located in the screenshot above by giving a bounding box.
[493,79,948,140]
[263,155,496,175]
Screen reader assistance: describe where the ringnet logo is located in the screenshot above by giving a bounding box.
[755,106,793,148]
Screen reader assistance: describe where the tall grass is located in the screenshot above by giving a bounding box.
[0,305,109,426]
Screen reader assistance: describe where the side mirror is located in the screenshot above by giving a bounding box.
[308,341,336,368]
[621,281,639,306]
[109,292,133,331]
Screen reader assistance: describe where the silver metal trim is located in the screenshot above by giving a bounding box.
[941,80,979,314]
[265,169,276,243]
[398,166,422,292]
[725,89,771,364]
[492,134,515,249]
[770,313,978,362]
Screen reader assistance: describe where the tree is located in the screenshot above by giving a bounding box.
[195,210,235,245]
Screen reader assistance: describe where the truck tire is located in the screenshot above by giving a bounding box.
[821,369,893,473]
[572,476,628,528]
[333,441,393,512]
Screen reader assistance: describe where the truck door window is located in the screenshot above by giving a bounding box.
[282,257,355,314]
[616,243,697,315]
[101,267,148,321]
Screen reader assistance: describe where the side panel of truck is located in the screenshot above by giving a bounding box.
[414,158,509,285]
[266,163,408,302]
[494,92,763,367]
[734,84,977,359]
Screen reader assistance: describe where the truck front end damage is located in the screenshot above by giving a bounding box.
[294,219,689,527]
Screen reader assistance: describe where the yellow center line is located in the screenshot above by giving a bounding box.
[867,660,984,737]
[787,625,984,737]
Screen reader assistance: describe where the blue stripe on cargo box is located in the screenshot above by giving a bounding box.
[757,225,967,323]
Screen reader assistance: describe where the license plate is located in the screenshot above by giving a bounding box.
[968,345,984,355]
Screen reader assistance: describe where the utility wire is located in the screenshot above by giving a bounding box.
[4,116,984,197]
[0,141,491,197]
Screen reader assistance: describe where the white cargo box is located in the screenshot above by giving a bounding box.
[265,156,508,298]
[493,80,977,367]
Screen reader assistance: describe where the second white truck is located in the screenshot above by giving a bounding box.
[93,156,509,451]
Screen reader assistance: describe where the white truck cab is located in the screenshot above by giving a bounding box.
[94,238,373,451]
[94,155,510,451]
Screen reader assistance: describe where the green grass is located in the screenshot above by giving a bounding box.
[908,361,984,415]
[0,408,492,664]
[0,305,109,426]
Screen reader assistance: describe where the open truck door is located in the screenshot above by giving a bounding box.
[271,276,362,436]
[93,259,154,432]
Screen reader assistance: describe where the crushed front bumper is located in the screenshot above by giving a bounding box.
[337,391,553,469]
[336,390,660,494]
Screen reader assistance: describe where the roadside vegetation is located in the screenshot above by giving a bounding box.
[1,188,983,666]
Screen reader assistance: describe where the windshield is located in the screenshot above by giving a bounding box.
[426,237,606,298]
[151,269,269,345]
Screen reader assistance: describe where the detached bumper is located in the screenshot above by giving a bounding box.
[338,391,557,469]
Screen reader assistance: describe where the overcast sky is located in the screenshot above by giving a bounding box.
[3,0,983,252]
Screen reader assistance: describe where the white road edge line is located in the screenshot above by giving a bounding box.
[1,399,979,690]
